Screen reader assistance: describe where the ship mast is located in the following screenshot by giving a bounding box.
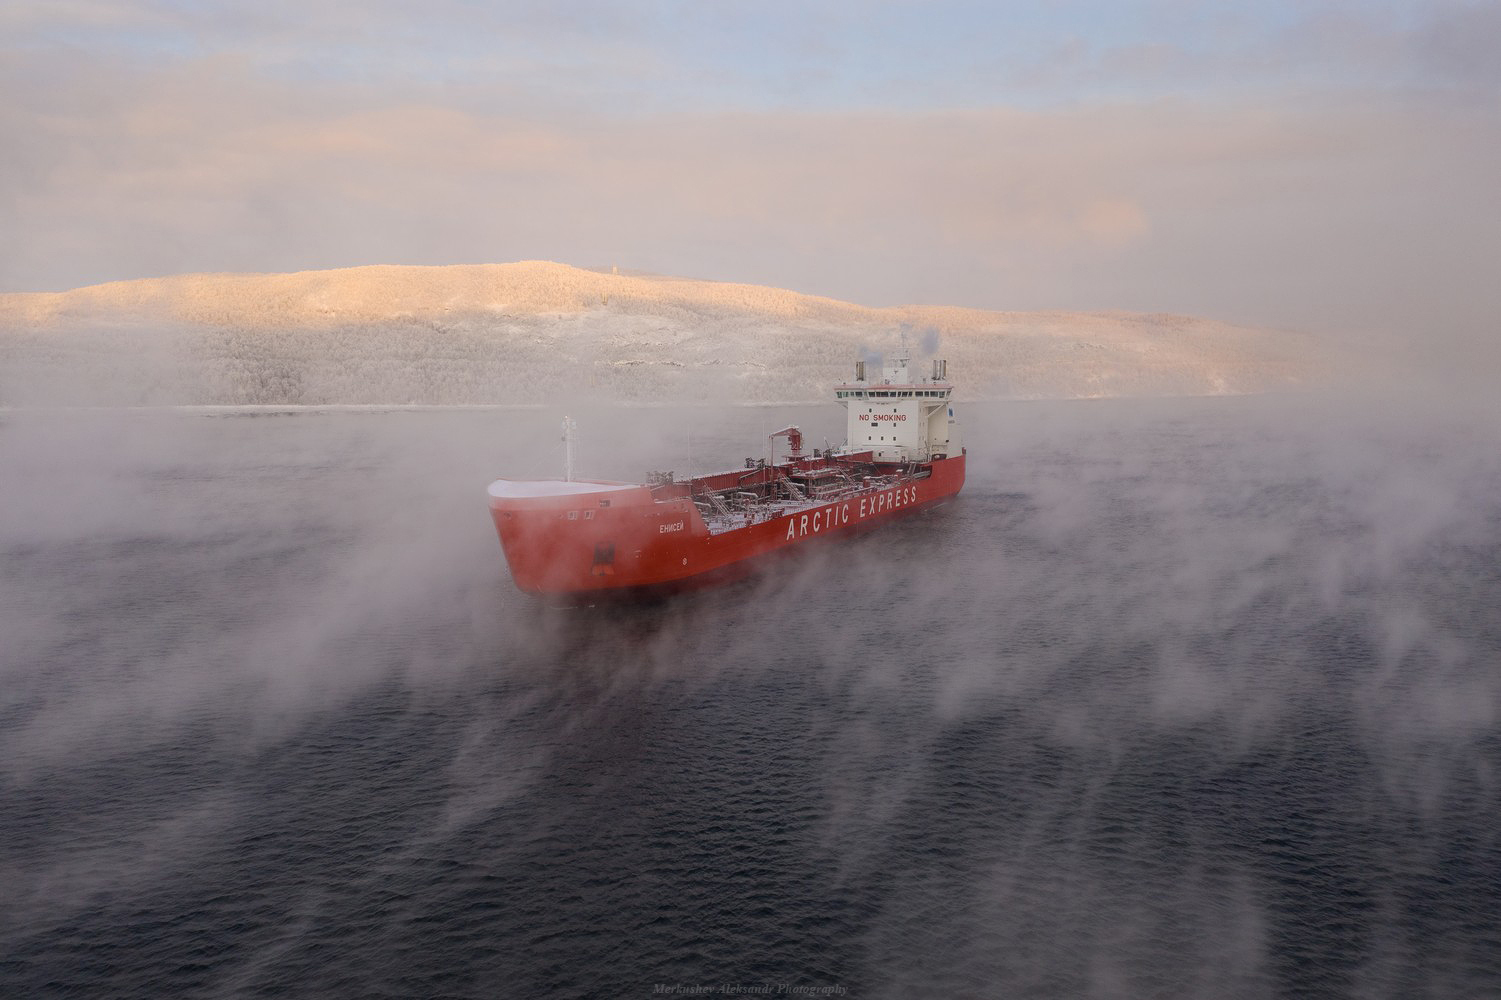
[562,415,577,482]
[893,327,911,378]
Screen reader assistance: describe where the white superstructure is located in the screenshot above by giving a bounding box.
[833,341,962,463]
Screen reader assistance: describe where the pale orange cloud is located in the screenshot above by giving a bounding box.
[1076,198,1151,248]
[2,50,1497,350]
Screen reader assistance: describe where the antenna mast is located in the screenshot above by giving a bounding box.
[562,416,577,482]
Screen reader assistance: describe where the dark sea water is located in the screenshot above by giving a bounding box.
[2,396,1499,999]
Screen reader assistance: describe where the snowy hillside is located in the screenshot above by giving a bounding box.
[0,262,1327,406]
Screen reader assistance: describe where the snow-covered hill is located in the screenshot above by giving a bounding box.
[0,261,1328,406]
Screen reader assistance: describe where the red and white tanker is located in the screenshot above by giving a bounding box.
[487,344,965,600]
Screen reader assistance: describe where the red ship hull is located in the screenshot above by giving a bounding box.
[488,451,965,601]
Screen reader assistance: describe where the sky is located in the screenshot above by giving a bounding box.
[2,0,1498,344]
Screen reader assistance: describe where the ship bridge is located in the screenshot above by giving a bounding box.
[833,345,961,464]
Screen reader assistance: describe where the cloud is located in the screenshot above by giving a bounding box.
[1074,198,1151,248]
[2,7,1498,367]
[1412,1,1501,91]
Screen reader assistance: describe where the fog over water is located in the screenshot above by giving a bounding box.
[1,386,1499,998]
